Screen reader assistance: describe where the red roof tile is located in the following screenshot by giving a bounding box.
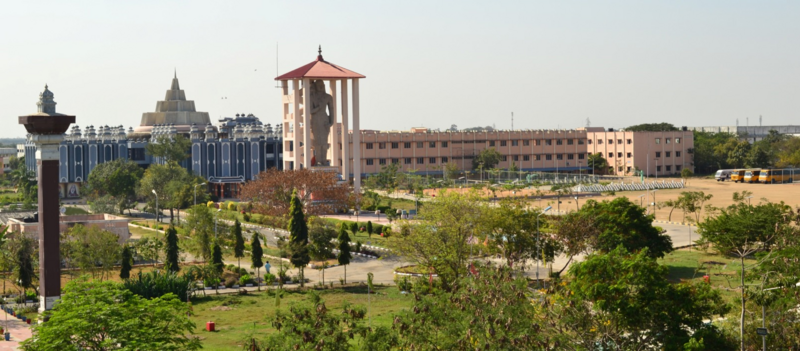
[275,55,365,80]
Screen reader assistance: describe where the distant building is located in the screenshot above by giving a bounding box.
[688,125,800,143]
[585,129,695,176]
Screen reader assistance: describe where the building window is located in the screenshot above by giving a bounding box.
[627,152,632,158]
[666,138,671,144]
[587,139,592,144]
[578,153,585,160]
[546,154,552,160]
[567,154,574,160]
[417,142,424,148]
[597,139,603,144]
[404,158,412,164]
[367,159,374,165]
[500,141,507,146]
[441,141,448,148]
[523,140,530,146]
[608,153,613,158]
[546,139,552,146]
[656,152,661,157]
[535,155,541,161]
[627,166,631,173]
[627,139,632,144]
[535,140,542,146]
[417,157,424,164]
[675,138,681,144]
[617,139,622,144]
[676,165,682,171]
[567,139,574,145]
[665,151,671,157]
[366,143,374,149]
[523,155,530,161]
[489,141,495,147]
[608,139,613,144]
[429,142,436,148]
[578,139,584,145]
[441,157,448,163]
[618,166,623,172]
[392,158,399,164]
[429,157,436,164]
[513,155,519,161]
[617,152,622,158]
[676,151,681,157]
[655,138,661,144]
[511,140,518,146]
[404,142,411,149]
[379,159,386,165]
[666,165,672,171]
[657,166,662,172]
[379,143,386,149]
[391,142,399,149]
[557,154,563,160]
[556,139,563,145]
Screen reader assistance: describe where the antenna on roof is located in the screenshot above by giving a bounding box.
[511,112,514,131]
[274,42,281,89]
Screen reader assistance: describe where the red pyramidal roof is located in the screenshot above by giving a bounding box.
[275,48,365,80]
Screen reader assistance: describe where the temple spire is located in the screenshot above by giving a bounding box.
[317,45,323,61]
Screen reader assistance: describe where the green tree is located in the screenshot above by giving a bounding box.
[12,235,35,295]
[250,233,264,290]
[625,123,679,132]
[337,223,352,284]
[119,245,133,279]
[387,190,485,291]
[472,147,502,170]
[164,225,180,272]
[485,198,557,268]
[65,224,122,280]
[680,168,694,182]
[308,218,336,285]
[146,134,192,164]
[726,140,751,168]
[232,219,245,271]
[366,220,373,238]
[562,246,729,348]
[587,152,609,174]
[287,189,310,287]
[86,159,144,214]
[211,243,223,274]
[137,163,196,222]
[692,130,738,174]
[578,197,672,258]
[184,204,214,261]
[22,278,201,351]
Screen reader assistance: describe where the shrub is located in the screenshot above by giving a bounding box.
[238,267,248,276]
[263,273,276,286]
[349,222,358,233]
[226,264,237,272]
[239,274,254,286]
[243,213,251,222]
[224,277,238,288]
[394,275,412,292]
[123,270,192,301]
[355,241,362,253]
[227,202,237,211]
[207,201,215,208]
[374,224,384,235]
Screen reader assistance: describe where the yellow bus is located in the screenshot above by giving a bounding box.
[730,169,747,183]
[758,169,799,184]
[743,169,761,183]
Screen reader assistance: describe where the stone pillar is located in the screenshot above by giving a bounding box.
[292,80,301,170]
[33,135,64,312]
[329,80,338,167]
[340,79,349,181]
[352,79,361,193]
[302,78,312,168]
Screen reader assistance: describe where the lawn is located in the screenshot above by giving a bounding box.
[658,248,757,303]
[188,285,411,350]
[63,206,89,215]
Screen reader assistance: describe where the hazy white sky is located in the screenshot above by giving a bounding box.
[1,1,798,138]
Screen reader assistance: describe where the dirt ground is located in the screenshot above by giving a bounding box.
[421,177,800,223]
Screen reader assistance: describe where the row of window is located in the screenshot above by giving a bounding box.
[614,165,683,173]
[488,139,583,147]
[606,151,682,158]
[366,141,448,150]
[364,153,589,166]
[589,137,682,145]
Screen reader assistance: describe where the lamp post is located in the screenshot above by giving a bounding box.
[194,182,207,206]
[574,196,579,211]
[151,189,159,223]
[536,206,552,288]
[745,196,753,205]
[655,159,659,180]
[639,194,646,208]
[650,189,658,220]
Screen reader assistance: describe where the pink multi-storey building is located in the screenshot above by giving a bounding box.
[585,129,694,176]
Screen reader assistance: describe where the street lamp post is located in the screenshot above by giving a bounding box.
[151,189,159,223]
[194,182,207,206]
[745,196,753,205]
[651,189,658,220]
[574,196,579,211]
[639,194,646,208]
[536,206,552,288]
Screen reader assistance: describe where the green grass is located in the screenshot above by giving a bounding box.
[189,285,411,350]
[128,225,161,240]
[63,206,89,215]
[658,248,757,303]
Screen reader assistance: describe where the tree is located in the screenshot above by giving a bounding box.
[250,233,264,290]
[211,243,223,274]
[472,147,502,170]
[587,152,609,174]
[444,161,460,180]
[337,223,352,284]
[22,278,201,351]
[137,163,193,221]
[164,225,180,272]
[240,168,350,216]
[146,134,192,164]
[680,168,694,182]
[577,197,672,258]
[726,140,751,168]
[12,235,35,295]
[232,219,245,271]
[551,210,600,274]
[625,123,679,132]
[86,159,143,214]
[561,246,729,348]
[65,224,122,280]
[308,218,336,285]
[287,189,310,287]
[387,190,485,291]
[119,245,133,279]
[697,202,793,351]
[366,221,373,238]
[692,130,738,174]
[184,204,214,261]
[677,191,713,223]
[484,198,557,269]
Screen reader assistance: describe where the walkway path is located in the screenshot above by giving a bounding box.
[0,310,32,350]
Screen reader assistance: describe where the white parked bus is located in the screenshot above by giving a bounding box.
[715,169,734,181]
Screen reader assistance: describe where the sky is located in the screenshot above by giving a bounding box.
[1,1,798,138]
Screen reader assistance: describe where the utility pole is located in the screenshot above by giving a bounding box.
[511,112,514,131]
